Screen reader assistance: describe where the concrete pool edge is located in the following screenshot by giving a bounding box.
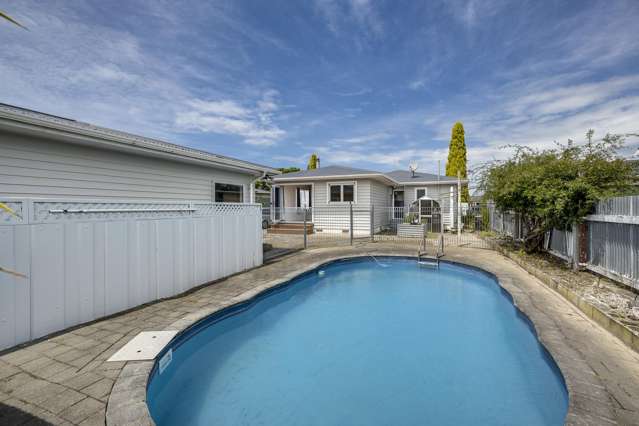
[105,248,617,426]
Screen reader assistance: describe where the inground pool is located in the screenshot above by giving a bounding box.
[147,257,568,425]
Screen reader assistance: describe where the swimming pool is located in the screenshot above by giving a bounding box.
[147,257,568,425]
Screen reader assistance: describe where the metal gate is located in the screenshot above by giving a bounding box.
[456,203,493,249]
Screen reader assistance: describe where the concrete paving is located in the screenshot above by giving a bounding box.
[1,244,638,425]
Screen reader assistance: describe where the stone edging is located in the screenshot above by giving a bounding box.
[106,249,616,426]
[496,245,639,354]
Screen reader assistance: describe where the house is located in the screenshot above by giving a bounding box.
[0,103,279,202]
[270,165,467,235]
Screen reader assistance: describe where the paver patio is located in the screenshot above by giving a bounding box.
[1,244,639,425]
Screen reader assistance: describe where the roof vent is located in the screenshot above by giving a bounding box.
[408,162,418,178]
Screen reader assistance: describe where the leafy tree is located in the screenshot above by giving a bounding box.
[278,167,301,174]
[445,122,470,202]
[480,131,636,252]
[255,167,301,191]
[307,154,319,170]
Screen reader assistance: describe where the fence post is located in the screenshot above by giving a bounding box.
[350,202,353,246]
[571,223,579,271]
[370,205,374,242]
[303,209,307,249]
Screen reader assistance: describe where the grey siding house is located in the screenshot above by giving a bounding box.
[0,104,279,202]
[271,165,467,234]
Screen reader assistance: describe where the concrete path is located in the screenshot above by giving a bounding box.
[0,244,638,425]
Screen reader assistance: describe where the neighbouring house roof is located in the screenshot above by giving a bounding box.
[274,165,380,179]
[273,164,467,185]
[385,170,459,184]
[0,103,280,176]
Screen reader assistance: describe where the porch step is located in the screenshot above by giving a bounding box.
[268,222,314,235]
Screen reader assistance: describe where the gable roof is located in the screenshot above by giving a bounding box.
[0,103,280,176]
[273,165,466,185]
[272,165,396,185]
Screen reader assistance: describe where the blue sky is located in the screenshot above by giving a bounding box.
[1,0,638,176]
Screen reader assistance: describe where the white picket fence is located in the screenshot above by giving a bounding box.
[0,198,263,351]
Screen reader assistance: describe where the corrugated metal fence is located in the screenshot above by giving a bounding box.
[488,204,526,241]
[583,195,638,290]
[0,198,262,351]
[488,196,639,290]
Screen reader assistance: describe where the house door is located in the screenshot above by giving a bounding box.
[274,187,282,220]
[393,190,404,219]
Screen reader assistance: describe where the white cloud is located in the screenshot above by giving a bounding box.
[314,0,383,39]
[446,0,506,28]
[176,91,286,146]
[330,132,390,145]
[0,2,293,152]
[186,100,250,118]
[408,80,426,90]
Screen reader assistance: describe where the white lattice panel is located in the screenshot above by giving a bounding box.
[193,202,261,217]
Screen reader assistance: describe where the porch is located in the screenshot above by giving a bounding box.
[268,184,313,233]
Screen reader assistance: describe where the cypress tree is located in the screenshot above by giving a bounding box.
[445,122,470,202]
[307,153,319,170]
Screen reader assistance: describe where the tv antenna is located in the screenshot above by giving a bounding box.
[408,162,418,177]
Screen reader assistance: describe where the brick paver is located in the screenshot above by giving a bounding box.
[1,244,638,425]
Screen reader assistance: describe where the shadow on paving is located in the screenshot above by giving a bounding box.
[0,402,52,425]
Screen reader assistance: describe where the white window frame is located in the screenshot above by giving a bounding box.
[213,181,246,203]
[326,181,357,204]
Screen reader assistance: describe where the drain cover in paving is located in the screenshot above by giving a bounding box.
[108,331,178,362]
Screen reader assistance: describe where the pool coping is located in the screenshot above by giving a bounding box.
[106,249,617,426]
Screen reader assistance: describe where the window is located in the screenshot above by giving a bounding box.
[416,188,427,199]
[328,183,355,203]
[330,185,341,202]
[343,185,354,202]
[215,183,243,203]
[297,187,312,207]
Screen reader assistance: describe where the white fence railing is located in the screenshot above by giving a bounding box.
[0,198,263,351]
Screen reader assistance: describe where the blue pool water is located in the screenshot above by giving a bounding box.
[147,258,568,425]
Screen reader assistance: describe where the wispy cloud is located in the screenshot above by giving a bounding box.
[314,0,383,40]
[330,132,390,145]
[1,0,637,172]
[175,91,286,146]
[445,0,507,28]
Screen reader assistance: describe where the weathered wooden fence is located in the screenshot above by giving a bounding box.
[0,198,263,351]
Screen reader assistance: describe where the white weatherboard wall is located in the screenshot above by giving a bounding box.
[0,134,253,201]
[0,198,262,351]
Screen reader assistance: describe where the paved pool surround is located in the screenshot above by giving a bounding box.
[2,245,639,425]
[107,247,638,426]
